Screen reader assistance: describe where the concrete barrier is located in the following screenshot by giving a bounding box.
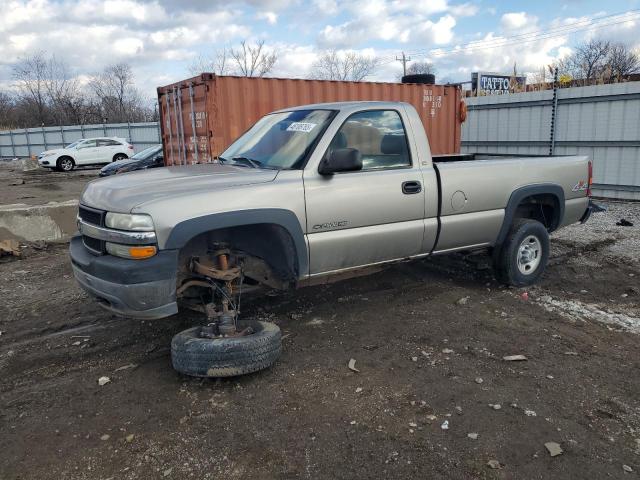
[0,200,78,242]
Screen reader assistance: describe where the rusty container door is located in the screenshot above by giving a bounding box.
[158,76,212,165]
[158,75,462,166]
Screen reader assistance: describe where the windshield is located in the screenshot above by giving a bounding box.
[65,140,82,149]
[131,145,161,160]
[220,109,335,170]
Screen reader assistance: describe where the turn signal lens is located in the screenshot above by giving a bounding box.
[129,246,157,259]
[106,242,157,259]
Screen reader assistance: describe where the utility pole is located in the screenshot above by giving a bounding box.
[396,52,411,76]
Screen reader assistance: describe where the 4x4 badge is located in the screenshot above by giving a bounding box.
[572,180,588,192]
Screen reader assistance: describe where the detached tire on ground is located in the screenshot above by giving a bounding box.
[171,321,282,377]
[493,219,550,287]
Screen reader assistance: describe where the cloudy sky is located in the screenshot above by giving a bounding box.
[2,0,639,99]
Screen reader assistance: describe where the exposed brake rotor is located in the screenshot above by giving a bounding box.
[180,245,252,338]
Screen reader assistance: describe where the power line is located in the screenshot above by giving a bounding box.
[407,10,640,59]
[377,9,639,67]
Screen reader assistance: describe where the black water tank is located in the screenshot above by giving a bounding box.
[401,73,436,85]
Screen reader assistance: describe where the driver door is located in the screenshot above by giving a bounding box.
[304,109,425,275]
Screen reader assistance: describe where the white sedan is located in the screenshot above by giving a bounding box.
[38,137,134,172]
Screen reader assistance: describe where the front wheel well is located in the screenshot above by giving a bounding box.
[177,224,299,289]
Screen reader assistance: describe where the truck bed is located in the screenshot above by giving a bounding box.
[433,153,556,162]
[430,153,590,252]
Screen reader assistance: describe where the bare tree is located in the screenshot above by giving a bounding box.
[396,60,436,81]
[556,39,611,84]
[42,55,92,125]
[12,52,50,125]
[89,63,148,122]
[407,61,436,76]
[309,50,380,81]
[229,40,277,77]
[0,92,17,129]
[188,49,232,76]
[607,43,640,80]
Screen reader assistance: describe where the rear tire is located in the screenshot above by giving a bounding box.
[113,153,128,162]
[494,219,549,287]
[171,321,282,378]
[56,156,75,172]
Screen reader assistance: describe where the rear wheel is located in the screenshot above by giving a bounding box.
[494,219,549,287]
[113,153,128,162]
[56,156,75,172]
[171,320,282,377]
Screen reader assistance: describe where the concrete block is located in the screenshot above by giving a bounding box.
[0,200,78,242]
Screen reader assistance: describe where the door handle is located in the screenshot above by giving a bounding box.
[402,181,422,194]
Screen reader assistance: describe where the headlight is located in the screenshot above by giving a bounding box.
[105,212,154,231]
[106,242,157,259]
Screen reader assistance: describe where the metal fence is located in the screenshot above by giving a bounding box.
[461,82,640,200]
[0,122,161,159]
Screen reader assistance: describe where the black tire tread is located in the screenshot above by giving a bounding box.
[171,321,281,378]
[494,218,549,287]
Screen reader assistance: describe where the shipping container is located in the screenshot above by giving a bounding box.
[157,74,464,166]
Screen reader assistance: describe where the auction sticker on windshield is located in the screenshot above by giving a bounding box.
[286,122,317,133]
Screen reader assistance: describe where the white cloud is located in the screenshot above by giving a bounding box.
[313,0,338,15]
[317,0,460,49]
[257,11,278,24]
[501,12,535,31]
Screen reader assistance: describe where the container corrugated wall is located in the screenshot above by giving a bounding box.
[158,75,462,166]
[461,82,640,200]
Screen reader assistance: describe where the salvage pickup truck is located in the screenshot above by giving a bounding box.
[71,101,593,377]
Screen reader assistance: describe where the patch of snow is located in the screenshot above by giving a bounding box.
[537,296,640,334]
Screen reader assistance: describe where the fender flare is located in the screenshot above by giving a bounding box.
[495,184,565,246]
[164,208,308,277]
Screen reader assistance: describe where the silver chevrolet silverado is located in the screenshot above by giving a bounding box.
[71,101,594,377]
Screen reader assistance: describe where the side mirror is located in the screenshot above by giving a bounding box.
[318,148,362,175]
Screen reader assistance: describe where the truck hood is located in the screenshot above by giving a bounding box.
[81,163,279,212]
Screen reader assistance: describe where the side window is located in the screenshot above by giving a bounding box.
[328,110,411,171]
[82,139,97,148]
[98,139,120,146]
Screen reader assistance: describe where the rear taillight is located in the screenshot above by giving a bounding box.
[128,145,134,150]
[587,160,593,197]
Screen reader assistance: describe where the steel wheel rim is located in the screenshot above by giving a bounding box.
[61,159,72,170]
[517,235,542,275]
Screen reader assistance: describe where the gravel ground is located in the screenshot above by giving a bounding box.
[553,199,640,264]
[0,200,639,480]
[0,161,97,206]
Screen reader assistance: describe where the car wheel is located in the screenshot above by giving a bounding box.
[494,219,549,287]
[56,156,75,172]
[171,321,282,378]
[113,154,128,162]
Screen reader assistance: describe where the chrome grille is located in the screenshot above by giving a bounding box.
[78,205,104,227]
[78,205,106,254]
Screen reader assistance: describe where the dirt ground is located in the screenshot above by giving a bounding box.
[0,161,97,206]
[1,201,639,480]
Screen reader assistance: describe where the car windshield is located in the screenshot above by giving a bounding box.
[131,145,161,160]
[66,140,82,149]
[219,109,335,170]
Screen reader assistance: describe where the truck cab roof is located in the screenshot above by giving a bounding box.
[275,101,411,113]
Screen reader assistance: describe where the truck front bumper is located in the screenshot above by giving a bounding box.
[69,235,179,319]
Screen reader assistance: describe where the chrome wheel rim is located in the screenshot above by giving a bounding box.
[61,159,72,170]
[517,235,542,275]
